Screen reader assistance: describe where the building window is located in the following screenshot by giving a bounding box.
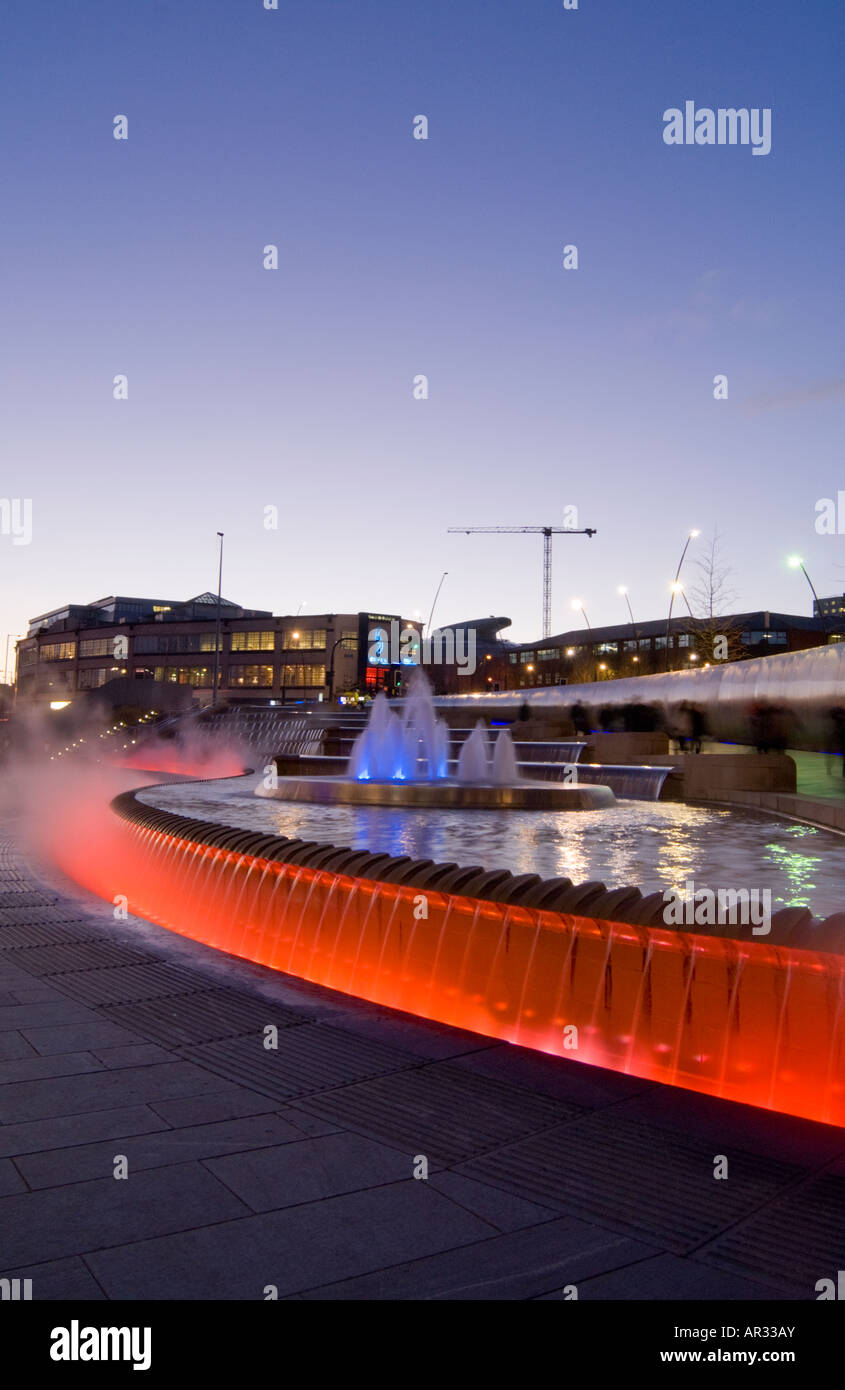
[281,664,326,687]
[230,631,274,652]
[536,648,558,661]
[153,665,212,686]
[519,651,536,664]
[596,643,618,655]
[741,630,787,646]
[78,667,109,689]
[40,642,76,661]
[228,664,274,687]
[79,638,111,657]
[134,633,220,655]
[282,630,326,651]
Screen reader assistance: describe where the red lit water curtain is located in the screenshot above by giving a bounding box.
[50,799,845,1128]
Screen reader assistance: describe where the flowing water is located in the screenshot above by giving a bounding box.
[137,775,845,916]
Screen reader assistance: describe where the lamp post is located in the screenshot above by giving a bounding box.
[212,532,224,705]
[572,599,597,681]
[326,636,353,704]
[664,529,699,670]
[571,598,591,630]
[789,553,822,614]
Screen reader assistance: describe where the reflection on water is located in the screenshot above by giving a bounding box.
[136,776,845,917]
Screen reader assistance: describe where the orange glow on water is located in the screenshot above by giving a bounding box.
[45,796,845,1129]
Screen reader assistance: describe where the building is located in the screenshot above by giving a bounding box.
[15,596,420,712]
[814,594,845,622]
[475,610,830,692]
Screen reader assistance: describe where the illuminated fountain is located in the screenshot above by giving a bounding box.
[259,669,615,809]
[27,647,845,1130]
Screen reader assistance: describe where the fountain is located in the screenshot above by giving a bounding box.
[257,669,615,810]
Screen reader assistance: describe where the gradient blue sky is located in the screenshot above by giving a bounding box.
[1,0,843,658]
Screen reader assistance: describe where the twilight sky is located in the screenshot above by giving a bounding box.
[1,0,843,662]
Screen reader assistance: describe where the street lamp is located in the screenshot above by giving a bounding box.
[664,529,699,669]
[212,531,224,705]
[789,556,828,642]
[618,585,637,630]
[326,636,354,703]
[571,598,591,629]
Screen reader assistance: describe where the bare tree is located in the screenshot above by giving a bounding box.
[690,527,738,618]
[689,528,743,664]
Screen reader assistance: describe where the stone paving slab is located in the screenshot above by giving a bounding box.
[0,1162,250,1267]
[296,1216,653,1300]
[13,1112,306,1189]
[83,1184,499,1300]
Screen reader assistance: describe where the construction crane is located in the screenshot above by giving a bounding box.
[447,524,597,640]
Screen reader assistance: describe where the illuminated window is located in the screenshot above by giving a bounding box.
[229,664,274,687]
[282,664,326,687]
[231,631,274,652]
[282,630,327,650]
[79,638,111,657]
[40,642,76,661]
[153,665,212,686]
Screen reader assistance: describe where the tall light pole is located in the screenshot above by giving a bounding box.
[425,571,448,636]
[571,598,591,630]
[212,531,224,705]
[618,586,636,630]
[665,529,699,670]
[788,555,827,640]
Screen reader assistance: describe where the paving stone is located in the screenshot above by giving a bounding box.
[0,1105,171,1160]
[459,1112,802,1254]
[276,1107,344,1138]
[205,1132,413,1212]
[427,1171,558,1232]
[0,1061,244,1124]
[0,1031,37,1061]
[610,1086,845,1169]
[453,1042,653,1109]
[698,1170,845,1295]
[323,1010,498,1061]
[537,1253,796,1301]
[0,1162,251,1267]
[14,1113,305,1189]
[0,1256,107,1301]
[98,988,308,1047]
[0,1001,95,1033]
[148,1089,279,1126]
[0,1158,27,1196]
[21,1019,150,1056]
[298,1216,653,1300]
[84,1184,496,1300]
[181,1024,416,1102]
[49,962,210,1006]
[4,941,154,976]
[91,1043,174,1068]
[0,1050,104,1084]
[296,1061,575,1165]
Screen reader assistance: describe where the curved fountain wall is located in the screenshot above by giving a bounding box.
[438,641,845,749]
[46,781,845,1129]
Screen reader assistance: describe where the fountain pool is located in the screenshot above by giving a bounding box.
[137,775,845,917]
